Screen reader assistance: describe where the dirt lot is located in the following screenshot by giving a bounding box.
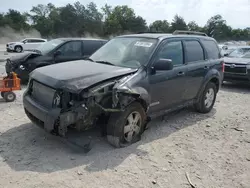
[0,61,249,188]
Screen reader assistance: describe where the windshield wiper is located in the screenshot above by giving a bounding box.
[95,61,115,66]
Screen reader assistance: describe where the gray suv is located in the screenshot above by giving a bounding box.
[23,31,224,147]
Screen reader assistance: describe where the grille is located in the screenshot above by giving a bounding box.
[224,63,247,74]
[31,81,56,108]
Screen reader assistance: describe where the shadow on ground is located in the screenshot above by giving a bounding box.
[0,107,216,173]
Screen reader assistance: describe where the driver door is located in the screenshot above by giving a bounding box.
[54,41,83,63]
[148,39,188,114]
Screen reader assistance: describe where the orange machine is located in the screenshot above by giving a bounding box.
[0,72,21,102]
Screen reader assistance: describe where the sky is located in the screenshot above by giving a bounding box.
[1,0,250,29]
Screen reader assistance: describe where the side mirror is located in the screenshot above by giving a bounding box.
[54,50,62,57]
[224,53,229,57]
[23,41,26,44]
[153,59,173,71]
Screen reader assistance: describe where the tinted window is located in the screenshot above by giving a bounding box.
[185,40,204,62]
[202,40,220,59]
[156,41,183,66]
[58,41,82,56]
[32,39,45,43]
[83,40,105,55]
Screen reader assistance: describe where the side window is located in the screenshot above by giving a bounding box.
[184,40,204,62]
[28,39,37,43]
[58,41,82,56]
[32,39,45,43]
[201,40,220,59]
[83,41,104,55]
[156,41,183,66]
[24,39,31,43]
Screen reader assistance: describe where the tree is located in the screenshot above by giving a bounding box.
[0,2,249,41]
[149,20,170,33]
[187,21,200,31]
[4,9,29,30]
[171,15,187,32]
[205,14,226,38]
[103,5,147,35]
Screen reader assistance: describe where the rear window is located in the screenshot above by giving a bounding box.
[83,40,106,56]
[202,40,220,59]
[184,40,204,62]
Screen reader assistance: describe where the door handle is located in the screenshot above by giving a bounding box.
[204,66,209,69]
[177,71,185,76]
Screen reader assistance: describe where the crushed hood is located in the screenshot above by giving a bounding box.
[9,51,41,67]
[30,60,137,93]
[224,57,250,64]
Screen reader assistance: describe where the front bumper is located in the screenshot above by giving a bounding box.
[23,94,78,136]
[223,71,250,83]
[6,45,15,51]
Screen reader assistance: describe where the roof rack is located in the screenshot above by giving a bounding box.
[173,30,208,36]
[137,31,165,34]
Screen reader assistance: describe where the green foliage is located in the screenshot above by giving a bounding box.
[149,20,170,33]
[171,15,187,32]
[0,2,249,41]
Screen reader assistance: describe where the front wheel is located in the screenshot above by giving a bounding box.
[107,102,147,148]
[15,46,23,53]
[194,82,217,113]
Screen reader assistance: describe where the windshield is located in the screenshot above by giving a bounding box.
[242,52,250,58]
[228,48,250,58]
[36,39,64,55]
[90,37,158,68]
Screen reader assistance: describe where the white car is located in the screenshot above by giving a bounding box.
[6,38,47,53]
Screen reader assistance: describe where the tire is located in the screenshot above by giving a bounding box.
[194,82,217,113]
[15,46,23,53]
[0,92,5,98]
[106,102,147,148]
[3,92,16,102]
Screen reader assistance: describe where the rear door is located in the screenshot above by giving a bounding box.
[148,39,188,114]
[54,41,83,63]
[83,40,105,58]
[183,39,209,101]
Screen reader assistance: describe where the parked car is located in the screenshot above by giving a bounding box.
[223,46,250,83]
[5,38,107,82]
[23,31,224,147]
[6,38,47,53]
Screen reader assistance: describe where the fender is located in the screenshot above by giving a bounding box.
[196,68,222,100]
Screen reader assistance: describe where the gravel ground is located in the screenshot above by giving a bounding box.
[0,61,250,188]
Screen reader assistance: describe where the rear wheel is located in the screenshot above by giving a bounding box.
[107,102,147,148]
[195,82,217,113]
[3,92,16,102]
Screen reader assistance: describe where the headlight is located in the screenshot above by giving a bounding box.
[53,92,61,108]
[246,64,250,69]
[19,65,25,70]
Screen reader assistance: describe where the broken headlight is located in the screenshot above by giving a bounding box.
[52,92,61,108]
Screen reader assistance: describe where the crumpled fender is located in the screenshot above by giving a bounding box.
[114,85,151,110]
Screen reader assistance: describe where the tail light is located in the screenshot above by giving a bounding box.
[222,61,225,72]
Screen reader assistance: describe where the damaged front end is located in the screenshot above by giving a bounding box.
[23,72,149,137]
